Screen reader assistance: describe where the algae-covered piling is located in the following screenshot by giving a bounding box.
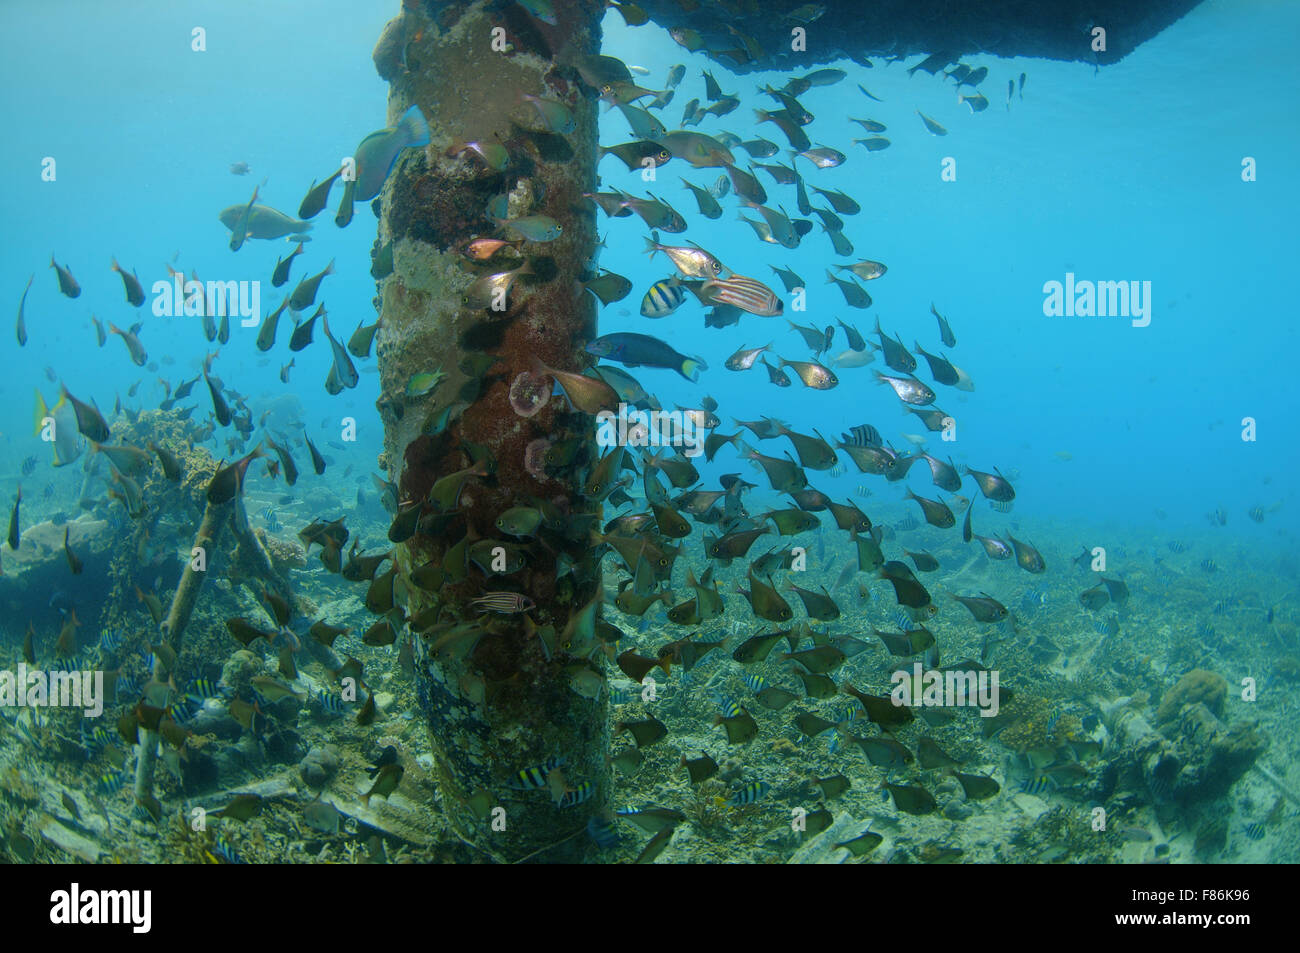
[372,1,610,861]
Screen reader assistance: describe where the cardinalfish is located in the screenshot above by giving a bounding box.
[701,274,783,316]
[469,592,536,614]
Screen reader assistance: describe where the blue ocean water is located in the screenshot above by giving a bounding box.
[0,0,1296,865]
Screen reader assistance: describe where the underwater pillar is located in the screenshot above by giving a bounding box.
[372,1,608,862]
[133,499,232,805]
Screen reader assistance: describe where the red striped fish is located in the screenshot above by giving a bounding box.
[701,274,783,316]
[470,592,536,614]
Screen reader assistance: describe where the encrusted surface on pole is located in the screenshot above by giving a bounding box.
[371,0,609,861]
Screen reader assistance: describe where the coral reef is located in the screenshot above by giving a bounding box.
[1156,668,1227,724]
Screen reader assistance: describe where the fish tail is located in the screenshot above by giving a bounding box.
[33,390,49,435]
[680,357,705,382]
[398,104,431,147]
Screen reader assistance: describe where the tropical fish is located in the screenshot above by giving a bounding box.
[701,274,782,316]
[585,332,706,382]
[825,270,871,309]
[110,257,146,306]
[639,278,688,317]
[16,274,32,346]
[51,255,81,298]
[34,388,84,466]
[778,358,837,389]
[107,322,147,366]
[289,259,333,312]
[643,231,726,279]
[352,104,430,202]
[916,110,948,135]
[218,202,312,240]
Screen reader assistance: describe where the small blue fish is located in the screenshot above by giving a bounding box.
[1243,822,1266,841]
[742,673,769,694]
[99,629,123,652]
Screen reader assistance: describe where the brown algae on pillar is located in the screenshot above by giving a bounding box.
[369,1,610,861]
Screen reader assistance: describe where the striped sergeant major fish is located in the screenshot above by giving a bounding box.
[724,780,771,806]
[709,691,742,720]
[97,769,129,796]
[841,423,882,447]
[1020,775,1052,796]
[560,781,596,808]
[186,678,226,702]
[640,278,688,317]
[80,723,116,750]
[508,756,566,791]
[169,695,202,723]
[314,689,347,715]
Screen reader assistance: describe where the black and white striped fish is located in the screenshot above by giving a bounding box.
[841,423,882,447]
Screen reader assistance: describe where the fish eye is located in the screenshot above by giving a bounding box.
[659,557,668,567]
